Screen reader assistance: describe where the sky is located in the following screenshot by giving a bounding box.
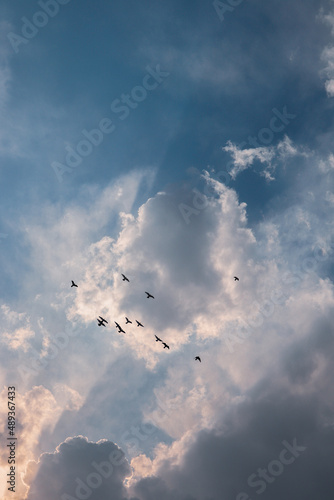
[1,0,334,499]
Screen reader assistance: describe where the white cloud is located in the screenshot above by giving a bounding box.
[325,78,334,96]
[277,135,300,158]
[223,140,275,179]
[319,152,334,173]
[3,326,35,351]
[223,136,303,180]
[22,168,155,286]
[0,305,34,352]
[320,9,334,34]
[321,45,334,96]
[320,8,334,96]
[0,385,83,499]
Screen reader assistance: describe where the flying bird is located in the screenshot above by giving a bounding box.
[125,317,132,324]
[115,322,125,334]
[162,342,170,349]
[136,320,144,327]
[121,274,130,282]
[234,276,239,281]
[155,335,162,342]
[71,280,78,287]
[145,291,155,299]
[97,316,108,326]
[194,356,201,362]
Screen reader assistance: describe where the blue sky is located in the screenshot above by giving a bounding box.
[1,1,334,499]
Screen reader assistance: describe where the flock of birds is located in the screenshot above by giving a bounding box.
[70,274,240,363]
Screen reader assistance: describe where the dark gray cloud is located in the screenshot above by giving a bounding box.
[128,313,334,500]
[24,436,131,500]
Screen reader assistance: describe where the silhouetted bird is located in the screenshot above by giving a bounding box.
[155,335,162,342]
[122,274,130,282]
[97,316,108,326]
[71,280,78,287]
[136,320,144,327]
[162,342,170,349]
[115,322,125,334]
[194,356,201,362]
[234,276,239,281]
[145,291,154,299]
[125,317,132,324]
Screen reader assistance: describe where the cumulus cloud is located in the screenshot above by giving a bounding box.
[33,150,332,440]
[64,177,261,373]
[23,436,131,500]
